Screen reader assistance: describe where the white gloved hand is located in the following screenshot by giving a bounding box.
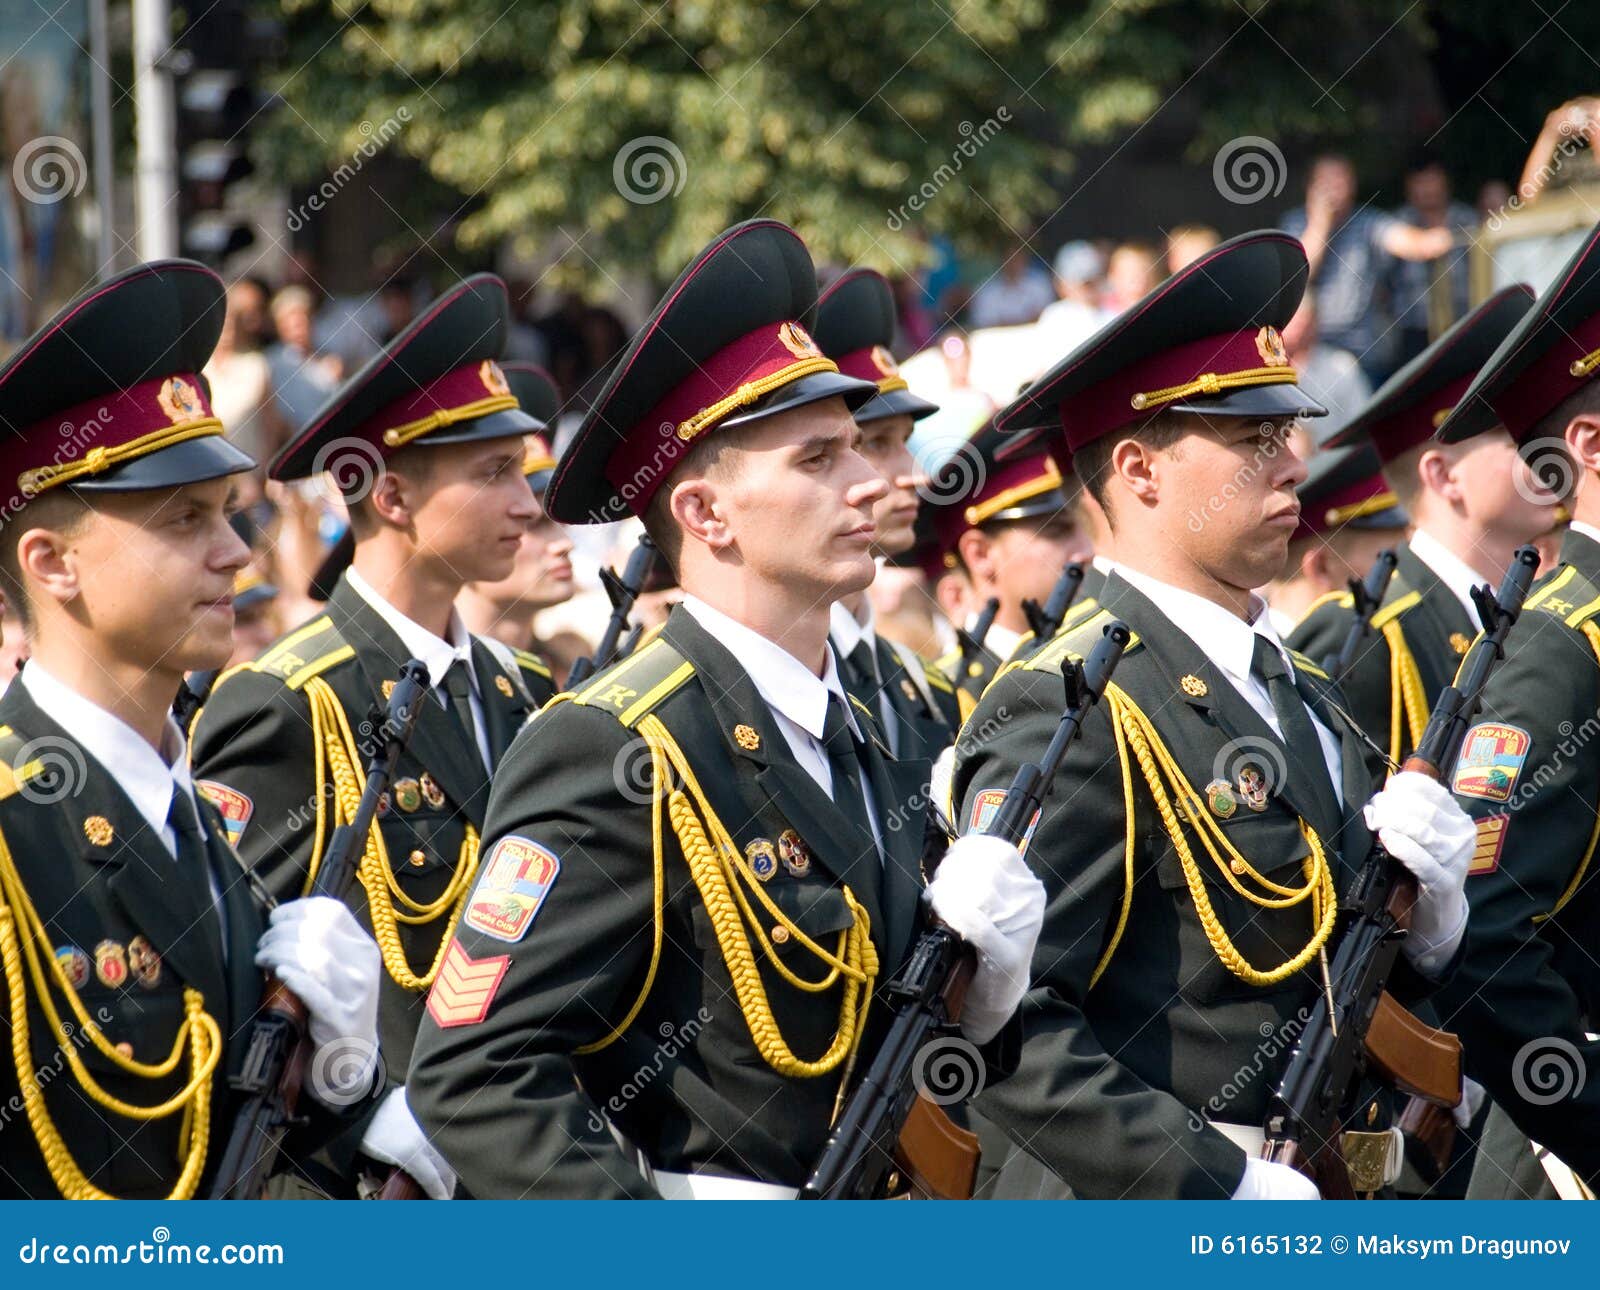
[928,745,957,830]
[361,1086,457,1200]
[925,833,1046,1045]
[1232,1156,1321,1199]
[1362,771,1473,971]
[254,895,382,1108]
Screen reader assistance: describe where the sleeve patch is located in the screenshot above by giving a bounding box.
[967,788,1041,855]
[1470,814,1509,876]
[195,780,253,847]
[462,835,561,942]
[1452,722,1532,803]
[425,940,509,1027]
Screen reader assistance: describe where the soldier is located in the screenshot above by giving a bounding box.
[455,363,577,649]
[0,261,385,1198]
[928,419,1096,713]
[1288,286,1554,763]
[189,274,555,1198]
[952,231,1474,1198]
[407,219,1043,1198]
[1264,440,1409,638]
[813,268,962,759]
[1433,220,1600,1199]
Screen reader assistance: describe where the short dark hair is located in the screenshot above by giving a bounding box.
[1070,411,1191,524]
[0,488,92,633]
[1533,379,1600,446]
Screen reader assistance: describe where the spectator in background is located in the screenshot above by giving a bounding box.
[1099,242,1160,315]
[502,277,552,367]
[907,331,995,468]
[1281,295,1371,448]
[205,279,283,468]
[375,277,418,345]
[1164,224,1220,274]
[1036,240,1106,355]
[1283,152,1453,385]
[1476,179,1512,223]
[968,243,1055,329]
[1388,155,1477,365]
[266,285,343,428]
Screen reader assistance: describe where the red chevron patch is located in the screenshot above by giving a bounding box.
[426,940,510,1028]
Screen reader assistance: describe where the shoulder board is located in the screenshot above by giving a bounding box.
[511,647,552,679]
[919,659,954,693]
[569,637,696,728]
[1369,588,1422,631]
[1023,606,1142,673]
[931,647,961,677]
[0,724,37,803]
[1288,649,1330,680]
[1297,587,1353,624]
[250,616,353,690]
[1525,564,1600,628]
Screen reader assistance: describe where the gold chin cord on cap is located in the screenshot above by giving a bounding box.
[17,421,225,497]
[1128,365,1298,412]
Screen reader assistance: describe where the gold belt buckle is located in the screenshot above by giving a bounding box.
[1341,1129,1393,1194]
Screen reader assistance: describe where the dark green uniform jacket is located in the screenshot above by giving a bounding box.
[1288,542,1475,761]
[953,571,1454,1199]
[189,573,554,1075]
[407,605,1003,1197]
[1436,524,1600,1189]
[0,682,365,1198]
[834,628,961,763]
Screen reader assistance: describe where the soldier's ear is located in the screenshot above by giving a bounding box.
[669,477,730,553]
[15,523,84,610]
[1109,435,1159,506]
[955,528,992,584]
[1563,413,1600,476]
[368,466,415,528]
[1415,446,1458,504]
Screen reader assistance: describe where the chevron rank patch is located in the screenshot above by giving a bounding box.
[195,780,253,847]
[968,789,1041,855]
[426,940,509,1028]
[1470,814,1509,876]
[463,835,561,942]
[1452,722,1531,803]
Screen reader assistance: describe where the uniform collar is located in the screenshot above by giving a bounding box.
[19,661,191,844]
[1110,562,1294,689]
[681,595,860,742]
[346,566,476,691]
[828,595,877,659]
[1407,528,1485,622]
[1569,519,1600,551]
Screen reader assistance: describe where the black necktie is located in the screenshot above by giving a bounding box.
[821,693,884,900]
[1248,634,1342,838]
[442,660,485,770]
[169,785,226,960]
[845,638,902,756]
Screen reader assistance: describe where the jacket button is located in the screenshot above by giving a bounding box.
[408,850,427,868]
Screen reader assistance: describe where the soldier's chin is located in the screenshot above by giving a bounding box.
[829,551,879,598]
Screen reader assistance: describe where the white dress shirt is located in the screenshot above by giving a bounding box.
[346,567,491,768]
[1111,564,1344,792]
[829,597,900,756]
[21,662,227,939]
[684,597,882,851]
[1407,528,1489,624]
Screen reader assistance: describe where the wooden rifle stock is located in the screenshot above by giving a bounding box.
[1262,546,1540,1196]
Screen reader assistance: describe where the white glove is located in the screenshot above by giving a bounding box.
[1232,1156,1321,1199]
[1362,771,1473,973]
[925,833,1046,1045]
[928,745,957,828]
[361,1086,457,1200]
[254,896,382,1108]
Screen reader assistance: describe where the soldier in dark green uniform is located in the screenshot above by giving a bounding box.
[190,274,556,1197]
[925,419,1097,714]
[1264,441,1408,641]
[0,261,384,1198]
[813,268,963,759]
[407,219,1043,1199]
[1288,286,1553,764]
[953,231,1474,1199]
[1433,219,1600,1199]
